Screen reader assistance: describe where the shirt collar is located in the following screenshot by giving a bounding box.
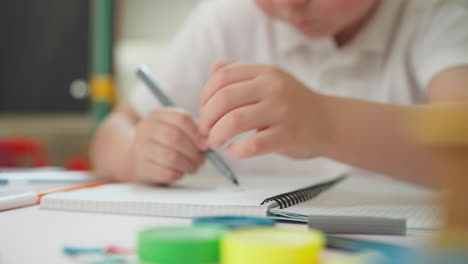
[273,0,405,55]
[274,19,313,55]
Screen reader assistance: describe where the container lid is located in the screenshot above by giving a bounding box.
[138,226,226,264]
[221,227,325,264]
[193,216,275,229]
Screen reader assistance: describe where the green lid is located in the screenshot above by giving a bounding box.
[138,226,226,264]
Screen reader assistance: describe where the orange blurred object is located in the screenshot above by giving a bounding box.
[37,181,108,200]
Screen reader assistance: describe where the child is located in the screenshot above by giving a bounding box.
[90,0,468,185]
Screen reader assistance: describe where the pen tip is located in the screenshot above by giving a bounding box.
[233,179,239,186]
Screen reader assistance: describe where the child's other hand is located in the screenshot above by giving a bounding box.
[130,108,206,184]
[199,64,332,160]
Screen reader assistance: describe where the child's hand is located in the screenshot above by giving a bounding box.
[130,108,206,184]
[199,64,332,160]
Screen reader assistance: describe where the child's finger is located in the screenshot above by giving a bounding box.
[199,79,263,134]
[155,108,203,145]
[207,102,273,148]
[151,122,205,166]
[146,140,199,174]
[138,160,183,185]
[225,128,279,159]
[211,61,232,73]
[200,64,264,108]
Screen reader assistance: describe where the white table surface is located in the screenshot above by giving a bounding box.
[0,205,432,264]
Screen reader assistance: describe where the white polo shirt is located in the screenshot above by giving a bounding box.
[130,0,468,177]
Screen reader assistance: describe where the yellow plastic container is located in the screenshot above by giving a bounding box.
[221,228,324,264]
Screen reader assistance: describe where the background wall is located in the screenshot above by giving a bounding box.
[121,0,203,41]
[115,0,204,100]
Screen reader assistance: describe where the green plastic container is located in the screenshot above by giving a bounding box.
[138,226,226,264]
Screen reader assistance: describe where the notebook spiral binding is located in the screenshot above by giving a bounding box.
[261,175,347,209]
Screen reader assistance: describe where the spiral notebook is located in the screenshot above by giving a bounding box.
[40,173,438,230]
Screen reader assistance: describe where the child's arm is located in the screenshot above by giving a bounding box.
[199,64,468,186]
[89,104,137,182]
[316,66,468,185]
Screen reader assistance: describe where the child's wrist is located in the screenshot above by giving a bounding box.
[314,93,337,157]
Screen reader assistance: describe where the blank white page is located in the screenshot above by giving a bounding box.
[271,175,439,230]
[40,173,336,218]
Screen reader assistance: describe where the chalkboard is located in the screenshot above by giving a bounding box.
[0,0,90,113]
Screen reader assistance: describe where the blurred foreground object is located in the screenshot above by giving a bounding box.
[412,105,468,145]
[221,228,324,264]
[411,105,468,263]
[411,105,468,231]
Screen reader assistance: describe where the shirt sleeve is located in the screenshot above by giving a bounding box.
[412,0,468,89]
[128,0,228,119]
